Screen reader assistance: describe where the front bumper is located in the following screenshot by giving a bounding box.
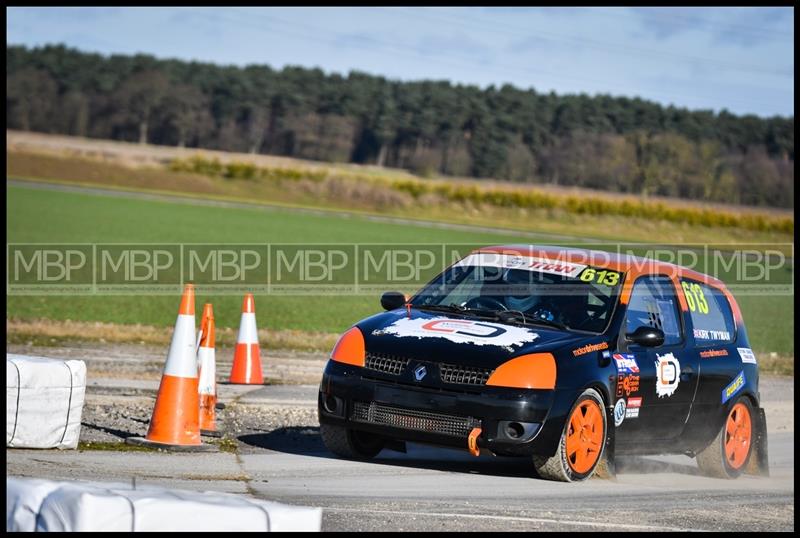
[318,361,557,456]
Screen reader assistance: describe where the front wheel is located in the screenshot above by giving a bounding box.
[533,388,607,482]
[696,397,754,478]
[319,422,385,460]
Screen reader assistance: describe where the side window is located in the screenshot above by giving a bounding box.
[626,275,683,346]
[680,279,736,345]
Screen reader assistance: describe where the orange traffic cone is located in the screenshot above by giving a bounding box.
[197,303,221,437]
[228,293,264,384]
[126,284,213,451]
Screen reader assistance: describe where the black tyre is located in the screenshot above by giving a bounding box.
[696,396,754,479]
[533,388,607,482]
[319,423,385,460]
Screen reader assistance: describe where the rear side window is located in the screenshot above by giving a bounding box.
[625,275,683,346]
[680,279,736,344]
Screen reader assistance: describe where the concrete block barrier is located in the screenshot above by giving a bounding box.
[7,477,323,531]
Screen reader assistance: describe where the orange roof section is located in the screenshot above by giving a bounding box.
[475,244,724,285]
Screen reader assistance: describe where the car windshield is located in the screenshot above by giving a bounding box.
[410,254,623,334]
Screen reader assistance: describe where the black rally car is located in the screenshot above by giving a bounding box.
[317,245,769,482]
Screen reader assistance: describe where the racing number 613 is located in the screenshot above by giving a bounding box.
[580,268,619,286]
[681,281,709,314]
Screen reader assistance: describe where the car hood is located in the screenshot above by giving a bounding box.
[356,309,589,369]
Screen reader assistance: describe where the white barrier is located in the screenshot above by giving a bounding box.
[6,354,87,449]
[7,477,323,532]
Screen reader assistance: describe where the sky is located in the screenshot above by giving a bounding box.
[6,6,795,118]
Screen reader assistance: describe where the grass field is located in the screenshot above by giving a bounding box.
[6,184,553,331]
[6,183,794,364]
[7,148,794,247]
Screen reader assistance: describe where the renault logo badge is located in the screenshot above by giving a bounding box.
[414,365,427,381]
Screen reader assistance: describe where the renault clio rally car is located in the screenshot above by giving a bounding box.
[317,245,769,482]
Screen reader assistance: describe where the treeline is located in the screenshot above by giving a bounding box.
[6,44,794,208]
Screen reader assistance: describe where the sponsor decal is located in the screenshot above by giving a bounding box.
[625,397,642,419]
[414,365,427,381]
[699,349,729,358]
[616,373,640,398]
[613,399,626,426]
[572,341,609,357]
[601,350,611,359]
[721,371,746,404]
[693,328,731,341]
[454,253,587,278]
[738,348,757,364]
[655,353,681,398]
[377,317,539,347]
[613,354,639,373]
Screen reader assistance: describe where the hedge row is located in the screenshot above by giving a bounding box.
[169,155,327,182]
[169,156,793,234]
[391,180,793,233]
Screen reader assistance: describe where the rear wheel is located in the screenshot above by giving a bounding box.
[696,397,753,478]
[533,388,607,482]
[319,422,385,460]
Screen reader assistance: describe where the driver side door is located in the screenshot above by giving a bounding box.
[614,274,698,442]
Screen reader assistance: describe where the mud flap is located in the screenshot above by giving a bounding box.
[745,407,769,476]
[593,411,617,480]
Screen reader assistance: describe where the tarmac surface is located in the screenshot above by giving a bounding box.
[6,344,795,532]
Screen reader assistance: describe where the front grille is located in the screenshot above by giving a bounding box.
[351,401,479,437]
[439,363,494,385]
[365,352,409,375]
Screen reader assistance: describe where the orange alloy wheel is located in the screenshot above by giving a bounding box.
[565,399,605,474]
[725,402,752,470]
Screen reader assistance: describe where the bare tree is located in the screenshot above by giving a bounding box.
[113,70,170,144]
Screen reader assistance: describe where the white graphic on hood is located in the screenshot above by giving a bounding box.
[655,352,680,398]
[377,317,539,347]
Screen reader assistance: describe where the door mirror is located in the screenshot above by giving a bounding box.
[625,326,665,347]
[381,291,407,311]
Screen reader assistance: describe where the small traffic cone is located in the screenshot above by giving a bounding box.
[127,284,214,452]
[198,303,221,437]
[228,293,264,384]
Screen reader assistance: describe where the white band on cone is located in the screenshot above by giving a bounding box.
[164,314,198,378]
[198,346,216,395]
[237,312,259,344]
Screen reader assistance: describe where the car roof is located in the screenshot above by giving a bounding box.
[474,244,725,287]
[470,244,743,324]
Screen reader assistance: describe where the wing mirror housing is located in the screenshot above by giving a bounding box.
[381,291,407,311]
[625,326,665,347]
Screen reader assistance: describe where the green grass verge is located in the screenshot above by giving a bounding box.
[7,150,794,246]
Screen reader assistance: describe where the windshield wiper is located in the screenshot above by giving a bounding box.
[414,303,500,320]
[414,304,569,331]
[523,316,568,331]
[414,304,461,314]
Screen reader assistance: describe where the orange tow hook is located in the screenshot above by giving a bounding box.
[468,427,482,457]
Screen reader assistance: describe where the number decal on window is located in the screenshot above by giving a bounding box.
[580,268,620,286]
[602,272,620,285]
[682,281,708,314]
